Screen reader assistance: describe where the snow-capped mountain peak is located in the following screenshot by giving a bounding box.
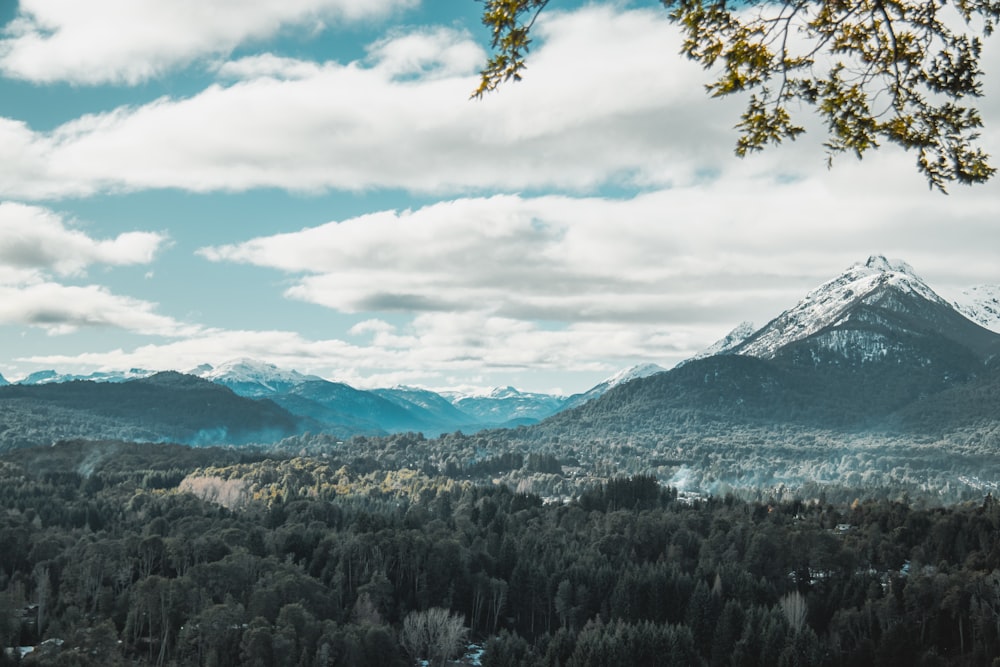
[488,386,525,399]
[732,255,947,359]
[193,358,321,396]
[952,284,1000,333]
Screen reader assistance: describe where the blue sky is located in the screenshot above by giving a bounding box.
[0,0,998,394]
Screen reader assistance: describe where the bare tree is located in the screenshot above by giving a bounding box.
[401,607,468,667]
[781,590,808,632]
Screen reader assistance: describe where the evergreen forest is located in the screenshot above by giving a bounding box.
[3,440,1000,666]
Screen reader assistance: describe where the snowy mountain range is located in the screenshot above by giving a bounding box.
[0,355,664,438]
[541,255,1000,439]
[13,368,156,385]
[189,358,323,397]
[4,254,998,445]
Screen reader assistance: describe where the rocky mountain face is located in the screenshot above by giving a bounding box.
[954,284,1000,333]
[539,256,1000,437]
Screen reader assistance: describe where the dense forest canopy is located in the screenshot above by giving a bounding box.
[3,440,1000,666]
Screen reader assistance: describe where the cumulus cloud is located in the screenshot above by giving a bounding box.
[0,283,198,336]
[0,6,737,199]
[198,177,1000,333]
[0,0,417,84]
[0,201,166,276]
[0,202,191,337]
[19,312,700,390]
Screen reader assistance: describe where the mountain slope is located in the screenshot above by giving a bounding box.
[270,380,435,436]
[0,372,301,450]
[534,256,1000,439]
[562,363,667,410]
[692,321,756,361]
[373,387,475,431]
[954,284,1000,333]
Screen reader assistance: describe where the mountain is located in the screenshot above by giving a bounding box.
[954,284,1000,333]
[0,373,7,387]
[692,321,756,360]
[192,358,321,397]
[373,386,476,431]
[16,368,155,384]
[269,380,436,436]
[728,255,1000,365]
[562,363,667,410]
[448,386,567,427]
[536,256,1000,437]
[0,372,302,451]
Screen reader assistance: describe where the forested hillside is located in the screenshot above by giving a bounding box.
[3,441,1000,666]
[0,373,301,450]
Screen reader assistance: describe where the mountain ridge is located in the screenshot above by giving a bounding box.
[532,255,1000,441]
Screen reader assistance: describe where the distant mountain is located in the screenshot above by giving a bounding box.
[270,380,435,437]
[954,284,1000,333]
[448,386,567,426]
[192,358,321,397]
[562,363,667,410]
[0,373,7,387]
[0,372,301,451]
[8,254,994,447]
[17,368,155,385]
[536,256,1000,438]
[373,386,476,431]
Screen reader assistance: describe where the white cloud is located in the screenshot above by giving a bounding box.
[0,4,994,200]
[18,312,703,390]
[0,282,199,336]
[0,6,738,199]
[0,201,166,276]
[0,0,417,84]
[0,202,189,336]
[199,176,1000,331]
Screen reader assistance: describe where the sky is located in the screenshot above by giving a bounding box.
[0,0,998,395]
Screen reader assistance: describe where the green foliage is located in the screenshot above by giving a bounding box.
[476,0,999,191]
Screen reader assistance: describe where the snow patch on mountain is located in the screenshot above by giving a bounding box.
[561,363,667,409]
[447,386,567,424]
[733,255,946,359]
[952,285,1000,333]
[692,321,756,361]
[16,368,155,384]
[604,363,668,387]
[193,358,321,396]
